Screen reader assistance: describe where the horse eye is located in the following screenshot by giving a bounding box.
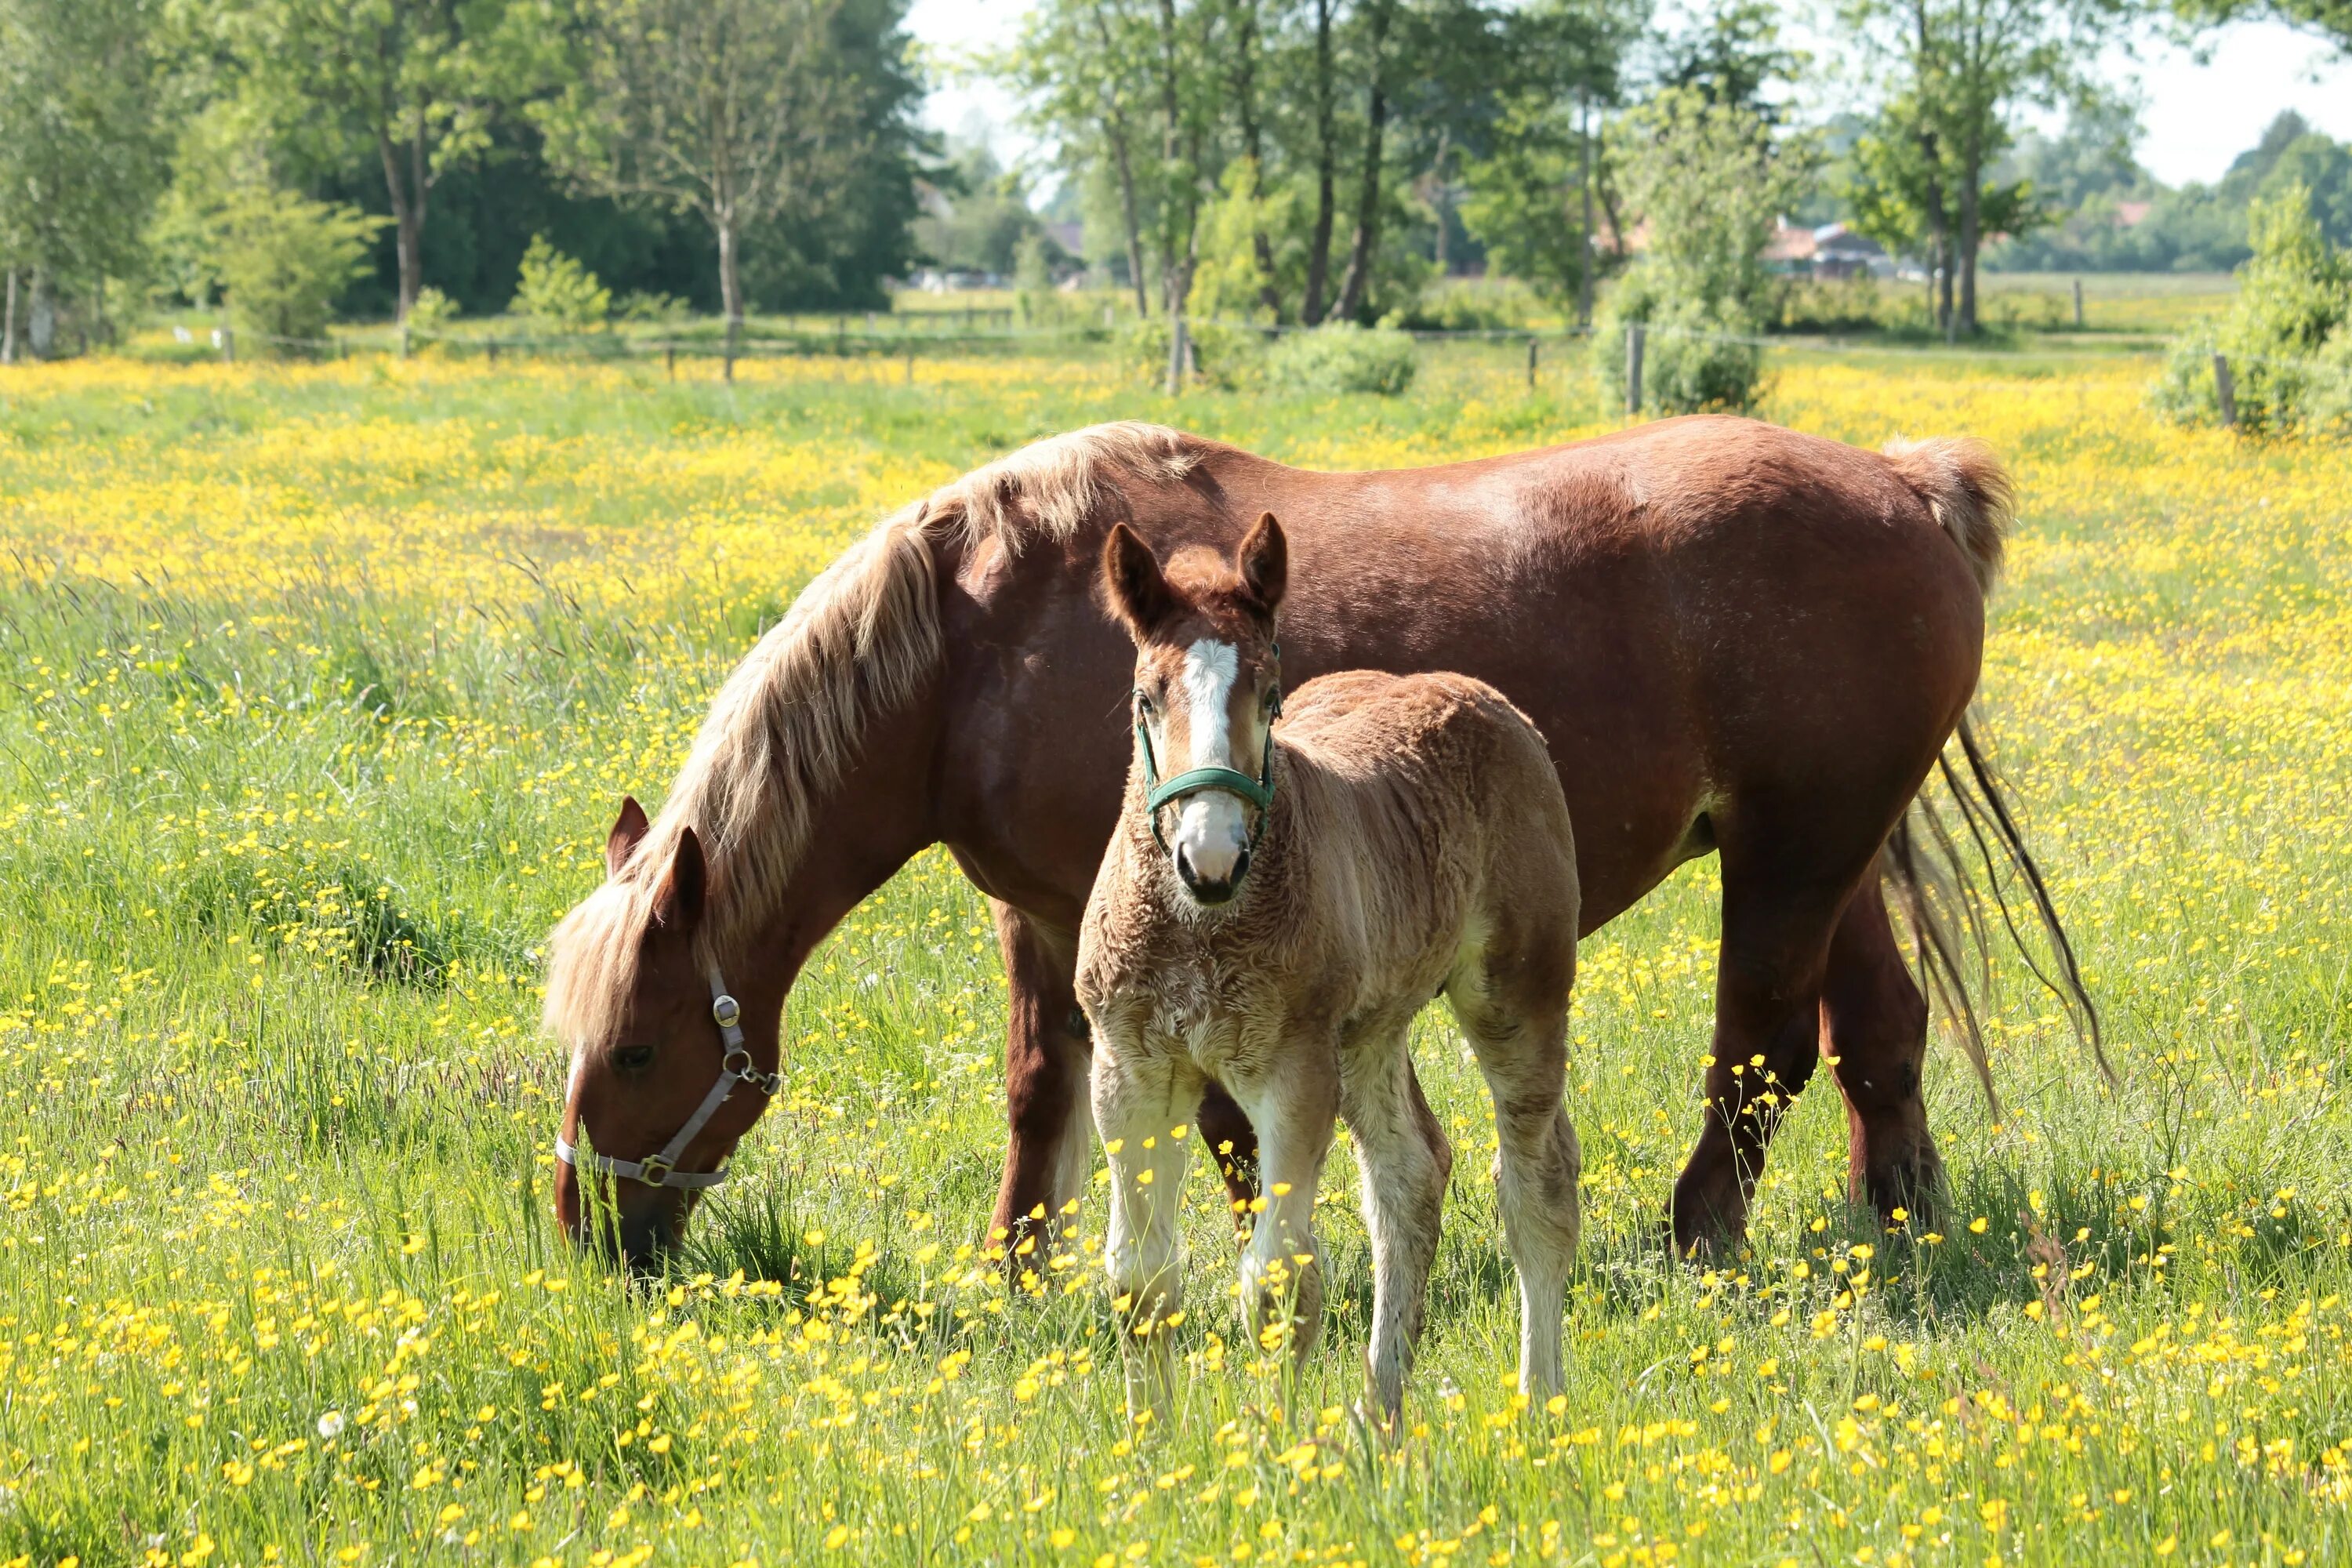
[612,1044,655,1074]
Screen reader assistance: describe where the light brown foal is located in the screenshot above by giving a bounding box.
[1076,514,1583,1426]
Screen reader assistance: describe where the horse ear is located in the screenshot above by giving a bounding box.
[607,797,651,878]
[1102,523,1174,640]
[652,827,706,931]
[1238,512,1287,618]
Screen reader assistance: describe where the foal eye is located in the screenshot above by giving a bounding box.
[612,1044,655,1074]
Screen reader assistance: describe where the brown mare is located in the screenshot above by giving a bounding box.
[1080,516,1584,1424]
[546,416,2085,1268]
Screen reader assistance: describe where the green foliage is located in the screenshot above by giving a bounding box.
[2154,183,2352,434]
[1013,233,1058,327]
[510,235,610,334]
[220,189,386,350]
[1459,98,1600,308]
[0,0,168,296]
[1597,271,1764,413]
[1263,321,1418,395]
[1122,317,1264,389]
[1595,86,1808,412]
[406,285,460,332]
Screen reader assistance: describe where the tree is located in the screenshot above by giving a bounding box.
[1457,0,1636,319]
[224,0,521,321]
[538,0,899,356]
[1840,0,2124,336]
[1597,85,1817,412]
[2172,0,2352,51]
[0,0,168,360]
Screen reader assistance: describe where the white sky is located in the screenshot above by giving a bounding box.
[907,0,2352,192]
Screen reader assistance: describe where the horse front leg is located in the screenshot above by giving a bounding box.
[986,902,1094,1284]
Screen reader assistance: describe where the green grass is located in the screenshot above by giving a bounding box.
[0,348,2347,1568]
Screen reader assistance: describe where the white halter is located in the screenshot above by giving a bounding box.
[555,966,780,1190]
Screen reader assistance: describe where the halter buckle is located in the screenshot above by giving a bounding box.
[712,993,741,1029]
[637,1153,677,1186]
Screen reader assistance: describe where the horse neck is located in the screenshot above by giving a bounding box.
[702,691,942,1055]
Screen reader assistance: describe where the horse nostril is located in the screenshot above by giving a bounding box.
[1232,848,1250,884]
[1174,842,1200,889]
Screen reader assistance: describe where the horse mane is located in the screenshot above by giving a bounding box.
[543,421,1200,1046]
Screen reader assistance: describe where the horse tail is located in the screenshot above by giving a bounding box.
[1884,436,2012,595]
[1881,715,2111,1119]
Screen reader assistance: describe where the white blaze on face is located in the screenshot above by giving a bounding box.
[1171,638,1251,887]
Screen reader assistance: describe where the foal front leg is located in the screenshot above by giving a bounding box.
[1092,1041,1200,1432]
[1226,1054,1339,1372]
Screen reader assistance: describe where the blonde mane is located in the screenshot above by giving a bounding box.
[543,422,1201,1047]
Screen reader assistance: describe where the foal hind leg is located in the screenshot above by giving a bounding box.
[1092,1041,1203,1431]
[1821,878,1941,1225]
[1452,988,1581,1399]
[1338,1033,1453,1423]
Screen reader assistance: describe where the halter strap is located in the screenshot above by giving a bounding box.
[555,964,780,1190]
[1134,644,1282,853]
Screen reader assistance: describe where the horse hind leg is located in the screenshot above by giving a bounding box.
[987,904,1095,1281]
[1450,982,1581,1399]
[1822,877,1943,1224]
[1338,1034,1452,1424]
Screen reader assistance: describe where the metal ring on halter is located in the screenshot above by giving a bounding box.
[555,964,777,1190]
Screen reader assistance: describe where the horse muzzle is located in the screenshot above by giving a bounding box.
[1175,840,1250,905]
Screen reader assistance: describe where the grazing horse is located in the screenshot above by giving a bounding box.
[1079,515,1583,1425]
[545,415,2083,1269]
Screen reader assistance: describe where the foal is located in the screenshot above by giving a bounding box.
[1076,514,1584,1425]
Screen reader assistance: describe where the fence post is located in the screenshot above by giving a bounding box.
[398,321,410,360]
[665,343,676,380]
[487,340,499,365]
[2072,278,2085,330]
[1526,335,1538,389]
[220,327,234,365]
[904,349,914,386]
[1624,323,1645,416]
[837,314,847,354]
[2212,353,2238,429]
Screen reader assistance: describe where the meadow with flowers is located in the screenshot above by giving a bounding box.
[1,343,2349,1568]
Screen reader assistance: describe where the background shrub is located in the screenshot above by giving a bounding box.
[511,235,611,335]
[1263,321,1418,396]
[220,191,384,352]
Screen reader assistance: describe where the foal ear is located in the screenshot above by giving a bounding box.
[1102,523,1174,640]
[607,797,651,878]
[1237,512,1287,618]
[651,827,706,931]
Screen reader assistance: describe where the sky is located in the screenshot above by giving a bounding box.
[903,0,2352,191]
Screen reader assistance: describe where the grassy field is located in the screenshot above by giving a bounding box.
[1,344,2348,1568]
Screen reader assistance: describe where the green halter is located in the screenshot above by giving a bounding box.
[1134,644,1282,853]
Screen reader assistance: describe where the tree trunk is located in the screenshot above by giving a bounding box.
[379,134,425,322]
[1088,2,1152,318]
[1957,147,1980,337]
[2,268,16,366]
[1577,96,1595,328]
[1109,127,1151,317]
[27,270,55,358]
[1301,0,1338,325]
[1333,20,1392,326]
[1939,235,1957,342]
[1430,127,1451,276]
[1152,0,1201,325]
[717,213,745,379]
[1231,0,1283,320]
